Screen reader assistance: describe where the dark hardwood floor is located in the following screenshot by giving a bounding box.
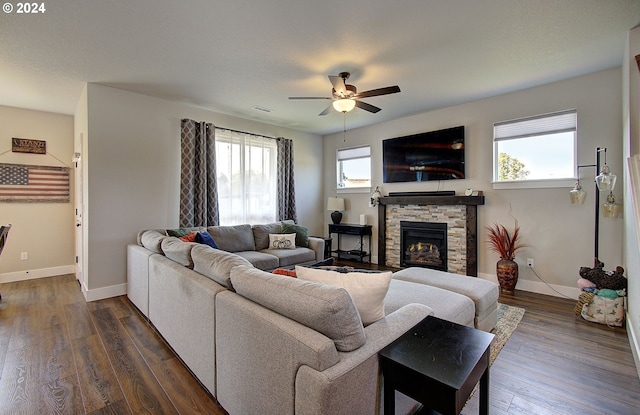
[0,271,638,414]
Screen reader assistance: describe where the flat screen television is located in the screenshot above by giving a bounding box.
[382,126,465,183]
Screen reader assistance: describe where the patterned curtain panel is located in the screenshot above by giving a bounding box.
[276,137,297,222]
[180,119,219,227]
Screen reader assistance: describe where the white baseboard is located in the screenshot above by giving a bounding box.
[627,316,640,380]
[82,282,127,302]
[0,265,76,283]
[477,272,580,300]
[0,265,126,303]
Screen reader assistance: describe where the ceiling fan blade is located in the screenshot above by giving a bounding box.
[289,96,332,100]
[319,104,333,116]
[329,75,347,96]
[355,85,401,99]
[355,100,381,113]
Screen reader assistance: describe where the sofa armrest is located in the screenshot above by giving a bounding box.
[307,236,325,262]
[294,303,433,415]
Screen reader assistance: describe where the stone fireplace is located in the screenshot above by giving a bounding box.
[400,221,447,270]
[377,193,484,276]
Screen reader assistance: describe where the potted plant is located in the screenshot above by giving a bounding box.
[486,223,526,293]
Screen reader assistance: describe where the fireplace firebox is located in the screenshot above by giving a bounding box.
[400,221,447,271]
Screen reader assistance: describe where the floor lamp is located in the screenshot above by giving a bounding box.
[569,147,618,259]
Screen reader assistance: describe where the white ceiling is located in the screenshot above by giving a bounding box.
[1,0,639,135]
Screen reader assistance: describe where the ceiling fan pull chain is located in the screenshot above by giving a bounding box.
[343,112,347,142]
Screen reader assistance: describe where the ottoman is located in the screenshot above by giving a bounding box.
[392,267,499,331]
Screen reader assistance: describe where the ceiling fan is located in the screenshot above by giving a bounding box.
[289,72,400,116]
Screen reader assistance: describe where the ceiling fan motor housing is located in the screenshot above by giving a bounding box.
[333,84,357,99]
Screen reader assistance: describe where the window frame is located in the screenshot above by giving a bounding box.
[336,145,372,194]
[492,109,578,190]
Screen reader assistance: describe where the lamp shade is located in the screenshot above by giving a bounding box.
[595,164,617,192]
[327,197,345,211]
[333,99,356,113]
[602,192,622,218]
[569,181,587,204]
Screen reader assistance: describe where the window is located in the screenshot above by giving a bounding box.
[337,146,371,191]
[215,129,277,225]
[493,109,577,189]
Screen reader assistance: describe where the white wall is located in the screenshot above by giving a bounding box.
[77,84,323,297]
[323,68,623,297]
[623,25,640,378]
[0,105,75,282]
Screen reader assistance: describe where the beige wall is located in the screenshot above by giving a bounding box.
[323,68,624,297]
[0,105,75,281]
[77,84,323,297]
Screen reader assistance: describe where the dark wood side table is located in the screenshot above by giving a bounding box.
[328,223,372,263]
[379,316,494,415]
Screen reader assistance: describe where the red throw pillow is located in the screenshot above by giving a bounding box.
[179,232,197,242]
[273,268,297,278]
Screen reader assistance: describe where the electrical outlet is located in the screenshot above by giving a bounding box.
[527,258,534,268]
[20,252,28,260]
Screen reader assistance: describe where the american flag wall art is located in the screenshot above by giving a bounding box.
[0,163,70,203]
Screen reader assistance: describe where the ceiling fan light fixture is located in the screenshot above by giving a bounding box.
[333,99,356,113]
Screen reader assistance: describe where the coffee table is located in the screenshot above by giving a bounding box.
[379,316,494,415]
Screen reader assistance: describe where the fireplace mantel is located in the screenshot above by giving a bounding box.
[379,195,485,206]
[377,194,485,276]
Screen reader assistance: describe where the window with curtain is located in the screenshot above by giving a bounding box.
[215,129,278,225]
[493,109,577,189]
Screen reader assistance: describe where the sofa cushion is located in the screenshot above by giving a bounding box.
[235,251,280,270]
[231,265,366,352]
[208,224,256,252]
[141,230,168,254]
[262,247,316,268]
[161,237,197,268]
[295,266,392,325]
[252,223,282,250]
[281,222,309,247]
[268,233,296,249]
[191,244,252,289]
[385,279,475,327]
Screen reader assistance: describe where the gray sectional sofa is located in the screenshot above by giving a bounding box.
[127,221,498,415]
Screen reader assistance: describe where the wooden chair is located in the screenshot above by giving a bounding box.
[0,224,11,300]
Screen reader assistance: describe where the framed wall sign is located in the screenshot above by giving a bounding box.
[12,138,46,155]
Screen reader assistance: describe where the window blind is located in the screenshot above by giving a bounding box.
[337,146,370,161]
[494,109,577,141]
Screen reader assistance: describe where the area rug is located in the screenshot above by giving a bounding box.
[489,302,525,365]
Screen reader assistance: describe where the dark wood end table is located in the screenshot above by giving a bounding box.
[379,316,495,415]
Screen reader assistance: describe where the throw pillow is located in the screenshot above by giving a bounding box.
[273,268,297,278]
[281,222,309,247]
[179,232,197,242]
[268,233,296,250]
[196,231,219,249]
[167,228,192,237]
[295,266,392,325]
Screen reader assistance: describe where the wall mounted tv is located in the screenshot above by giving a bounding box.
[382,125,465,183]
